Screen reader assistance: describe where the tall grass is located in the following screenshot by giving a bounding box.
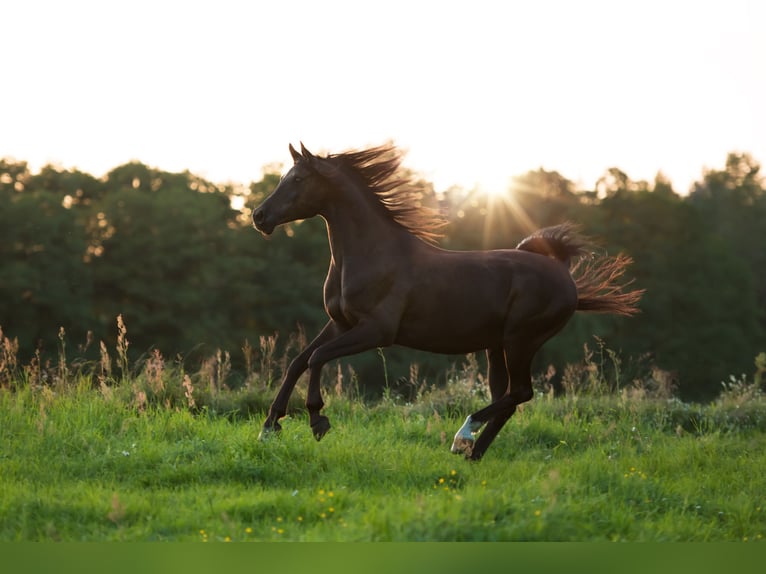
[0,320,764,541]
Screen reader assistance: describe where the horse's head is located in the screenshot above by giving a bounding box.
[253,143,335,235]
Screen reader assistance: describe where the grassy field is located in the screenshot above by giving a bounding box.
[1,354,765,542]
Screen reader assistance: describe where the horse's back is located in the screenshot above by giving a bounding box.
[417,246,576,306]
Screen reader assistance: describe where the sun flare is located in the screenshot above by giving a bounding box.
[477,181,511,199]
[477,184,539,246]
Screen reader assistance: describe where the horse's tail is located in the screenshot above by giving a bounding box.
[515,222,587,268]
[516,223,644,316]
[571,253,644,316]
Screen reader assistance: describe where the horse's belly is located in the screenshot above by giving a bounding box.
[394,304,505,354]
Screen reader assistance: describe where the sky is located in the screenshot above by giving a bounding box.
[3,0,765,195]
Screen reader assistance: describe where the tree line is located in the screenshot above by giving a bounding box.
[1,152,764,400]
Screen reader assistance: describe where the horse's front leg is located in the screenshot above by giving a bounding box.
[306,365,331,440]
[303,318,395,439]
[260,321,341,439]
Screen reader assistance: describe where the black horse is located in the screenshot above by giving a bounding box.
[253,143,643,460]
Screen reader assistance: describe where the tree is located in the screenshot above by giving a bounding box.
[87,163,240,357]
[690,152,766,335]
[0,175,93,357]
[588,184,762,398]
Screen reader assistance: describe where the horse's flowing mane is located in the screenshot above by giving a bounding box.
[326,144,446,243]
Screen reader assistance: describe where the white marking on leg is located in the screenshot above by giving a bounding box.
[450,415,483,454]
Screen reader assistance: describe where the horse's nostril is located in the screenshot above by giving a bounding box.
[253,209,265,225]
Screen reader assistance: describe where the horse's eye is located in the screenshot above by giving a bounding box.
[294,176,303,183]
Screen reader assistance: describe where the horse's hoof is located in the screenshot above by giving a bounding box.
[450,435,474,457]
[258,421,282,441]
[450,415,479,455]
[311,416,331,441]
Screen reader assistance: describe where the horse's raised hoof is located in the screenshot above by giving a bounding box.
[311,415,331,441]
[258,420,282,441]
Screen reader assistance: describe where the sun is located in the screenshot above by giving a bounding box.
[476,180,511,199]
[475,183,539,247]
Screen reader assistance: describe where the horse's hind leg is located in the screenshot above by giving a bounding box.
[468,411,514,460]
[452,343,536,460]
[451,347,509,456]
[486,347,511,402]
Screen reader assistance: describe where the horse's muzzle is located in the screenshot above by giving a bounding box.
[252,208,275,235]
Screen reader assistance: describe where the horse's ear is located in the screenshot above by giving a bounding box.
[300,142,315,159]
[298,142,334,175]
[289,143,302,164]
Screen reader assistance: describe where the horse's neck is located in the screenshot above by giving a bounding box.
[322,195,409,263]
